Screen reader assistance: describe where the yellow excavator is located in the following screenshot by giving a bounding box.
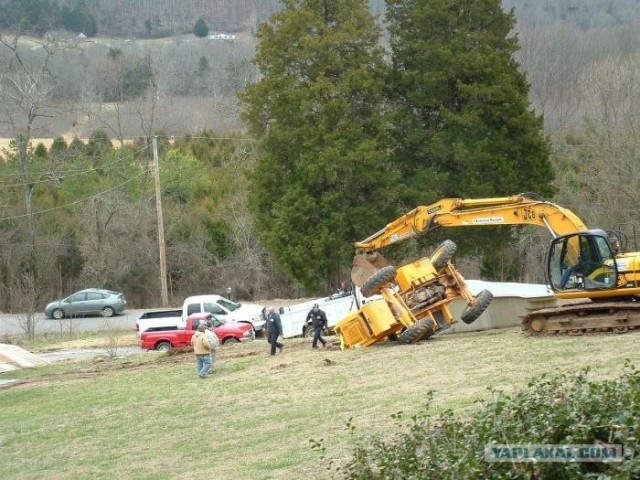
[347,192,640,338]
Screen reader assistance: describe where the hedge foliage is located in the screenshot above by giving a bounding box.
[315,362,640,479]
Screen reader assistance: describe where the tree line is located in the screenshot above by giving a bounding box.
[0,130,289,315]
[0,0,281,38]
[0,0,97,36]
[1,0,639,316]
[3,1,640,40]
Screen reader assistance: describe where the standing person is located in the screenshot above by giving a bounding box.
[204,317,220,374]
[306,303,328,349]
[266,306,284,356]
[190,320,212,378]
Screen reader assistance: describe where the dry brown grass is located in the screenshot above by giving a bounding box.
[35,332,139,350]
[2,327,639,479]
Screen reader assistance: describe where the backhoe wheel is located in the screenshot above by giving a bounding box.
[397,318,435,344]
[360,265,397,298]
[461,289,493,324]
[430,240,457,271]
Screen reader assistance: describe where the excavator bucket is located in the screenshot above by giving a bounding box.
[351,252,392,287]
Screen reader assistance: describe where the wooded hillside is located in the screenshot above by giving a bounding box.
[2,0,640,37]
[1,0,639,318]
[0,0,281,37]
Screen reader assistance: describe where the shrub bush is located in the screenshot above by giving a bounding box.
[194,18,209,38]
[315,363,640,479]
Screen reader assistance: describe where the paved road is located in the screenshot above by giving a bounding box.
[0,309,146,336]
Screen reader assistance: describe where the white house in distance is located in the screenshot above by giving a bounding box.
[207,33,236,40]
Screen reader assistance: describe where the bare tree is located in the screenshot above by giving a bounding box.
[87,46,129,145]
[215,142,274,298]
[0,33,79,317]
[13,272,39,340]
[515,24,587,133]
[133,54,172,144]
[552,52,640,234]
[1,34,60,248]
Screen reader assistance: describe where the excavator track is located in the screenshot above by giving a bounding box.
[522,301,640,336]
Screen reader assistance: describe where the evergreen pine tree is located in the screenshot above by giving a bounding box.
[239,0,399,292]
[194,18,209,38]
[386,0,555,276]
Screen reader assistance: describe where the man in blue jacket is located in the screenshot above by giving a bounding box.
[266,306,284,356]
[306,303,328,349]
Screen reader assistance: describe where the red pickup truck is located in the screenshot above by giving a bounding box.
[140,313,255,351]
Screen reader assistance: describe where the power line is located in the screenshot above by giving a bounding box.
[0,136,256,222]
[0,143,151,183]
[118,134,256,141]
[0,157,136,188]
[0,242,90,247]
[0,171,146,221]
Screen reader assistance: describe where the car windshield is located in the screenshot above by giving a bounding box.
[217,297,240,312]
[211,316,225,327]
[202,303,225,315]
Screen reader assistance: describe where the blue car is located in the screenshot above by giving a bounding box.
[44,288,127,320]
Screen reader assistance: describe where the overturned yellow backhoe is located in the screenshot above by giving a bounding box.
[336,193,640,348]
[335,240,493,348]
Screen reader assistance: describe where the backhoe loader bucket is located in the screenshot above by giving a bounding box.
[351,252,392,287]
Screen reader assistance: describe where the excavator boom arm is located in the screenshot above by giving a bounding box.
[355,194,588,252]
[351,193,640,339]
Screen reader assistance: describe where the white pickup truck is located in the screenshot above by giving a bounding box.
[135,295,266,335]
[135,308,183,335]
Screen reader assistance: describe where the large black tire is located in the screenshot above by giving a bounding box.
[304,324,314,338]
[360,265,397,298]
[430,240,457,271]
[52,308,65,320]
[101,306,115,317]
[461,289,493,324]
[397,318,436,344]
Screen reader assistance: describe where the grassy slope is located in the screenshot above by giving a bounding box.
[1,328,639,479]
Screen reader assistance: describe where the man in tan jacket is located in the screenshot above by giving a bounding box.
[191,321,212,378]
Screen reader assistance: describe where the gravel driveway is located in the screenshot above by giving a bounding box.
[37,346,147,363]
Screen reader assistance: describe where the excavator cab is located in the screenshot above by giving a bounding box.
[548,230,618,292]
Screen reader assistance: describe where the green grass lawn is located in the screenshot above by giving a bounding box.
[1,328,639,479]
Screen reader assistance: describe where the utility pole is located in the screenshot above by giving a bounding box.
[152,136,169,307]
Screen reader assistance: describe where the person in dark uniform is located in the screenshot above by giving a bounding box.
[306,303,328,349]
[266,306,284,356]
